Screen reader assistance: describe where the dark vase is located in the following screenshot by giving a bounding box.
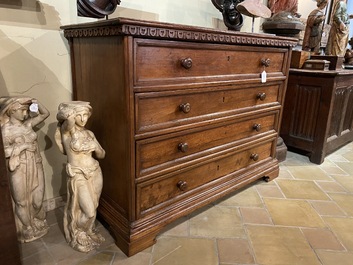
[77,0,120,18]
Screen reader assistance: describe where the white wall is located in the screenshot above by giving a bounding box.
[0,0,313,209]
[0,1,96,207]
[299,0,318,19]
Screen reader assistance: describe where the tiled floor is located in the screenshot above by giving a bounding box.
[21,142,353,265]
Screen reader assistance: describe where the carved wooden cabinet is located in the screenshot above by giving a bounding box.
[62,18,295,256]
[281,69,353,164]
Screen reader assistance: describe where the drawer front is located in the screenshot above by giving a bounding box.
[137,139,274,216]
[136,112,277,178]
[136,83,281,135]
[134,39,288,89]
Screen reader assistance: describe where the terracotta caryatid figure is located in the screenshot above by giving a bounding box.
[55,101,106,253]
[326,0,353,56]
[0,96,49,243]
[302,0,328,54]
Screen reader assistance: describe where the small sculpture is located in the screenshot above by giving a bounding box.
[302,0,328,54]
[55,101,106,253]
[344,37,353,65]
[212,0,244,31]
[0,96,49,243]
[325,0,353,56]
[344,48,353,65]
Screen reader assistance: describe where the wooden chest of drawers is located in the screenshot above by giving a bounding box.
[62,18,295,256]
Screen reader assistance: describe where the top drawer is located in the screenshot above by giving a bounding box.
[133,38,289,90]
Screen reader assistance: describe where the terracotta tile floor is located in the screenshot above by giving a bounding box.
[21,142,353,265]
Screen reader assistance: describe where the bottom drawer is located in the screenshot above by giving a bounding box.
[137,139,274,217]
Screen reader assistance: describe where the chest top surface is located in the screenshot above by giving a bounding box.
[61,17,297,48]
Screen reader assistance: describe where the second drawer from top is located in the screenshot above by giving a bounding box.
[135,82,282,136]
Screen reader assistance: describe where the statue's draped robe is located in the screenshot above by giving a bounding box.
[303,8,325,53]
[326,1,350,56]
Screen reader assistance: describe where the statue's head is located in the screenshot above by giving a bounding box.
[317,0,328,8]
[56,101,92,124]
[0,96,32,124]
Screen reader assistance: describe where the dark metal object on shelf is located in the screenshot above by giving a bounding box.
[211,0,244,31]
[77,0,120,19]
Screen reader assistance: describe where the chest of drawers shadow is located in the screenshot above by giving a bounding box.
[62,18,296,256]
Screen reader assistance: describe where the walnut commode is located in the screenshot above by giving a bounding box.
[62,18,296,256]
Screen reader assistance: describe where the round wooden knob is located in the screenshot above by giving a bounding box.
[253,123,262,132]
[179,103,191,113]
[178,142,189,153]
[250,153,259,161]
[261,58,271,67]
[177,180,188,191]
[181,58,193,69]
[257,93,266,101]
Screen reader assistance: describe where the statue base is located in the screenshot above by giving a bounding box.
[262,20,304,38]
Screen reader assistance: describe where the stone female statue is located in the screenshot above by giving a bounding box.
[0,96,49,243]
[55,101,105,253]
